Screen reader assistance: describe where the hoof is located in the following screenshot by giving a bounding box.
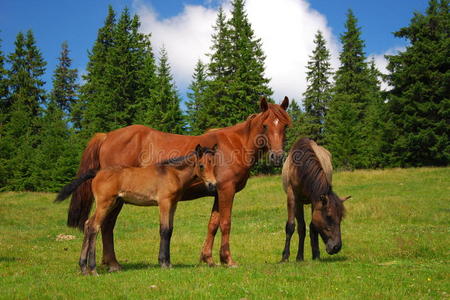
[108,264,122,273]
[90,269,99,276]
[279,258,289,263]
[200,254,216,267]
[160,263,172,269]
[222,260,238,268]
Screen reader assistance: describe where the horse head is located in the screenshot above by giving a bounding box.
[311,193,350,255]
[194,144,218,192]
[252,96,291,166]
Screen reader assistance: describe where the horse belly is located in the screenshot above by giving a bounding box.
[118,191,158,206]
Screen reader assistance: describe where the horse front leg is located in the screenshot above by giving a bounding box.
[158,198,177,268]
[310,222,320,260]
[295,203,305,261]
[281,187,296,262]
[200,196,219,266]
[217,185,237,267]
[101,200,123,272]
[81,197,114,276]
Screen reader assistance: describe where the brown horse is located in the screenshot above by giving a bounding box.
[56,145,217,275]
[66,97,290,270]
[281,137,350,262]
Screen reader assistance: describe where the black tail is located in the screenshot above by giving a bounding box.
[55,169,98,203]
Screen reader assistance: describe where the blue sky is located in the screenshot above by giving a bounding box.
[0,0,428,103]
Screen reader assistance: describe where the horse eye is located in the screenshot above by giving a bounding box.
[200,164,205,171]
[263,124,268,131]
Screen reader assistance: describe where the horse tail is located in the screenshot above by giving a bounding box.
[67,133,107,230]
[55,169,98,202]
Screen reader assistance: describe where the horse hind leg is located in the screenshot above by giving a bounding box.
[79,220,92,275]
[158,199,178,268]
[200,196,219,266]
[281,187,296,262]
[295,202,306,262]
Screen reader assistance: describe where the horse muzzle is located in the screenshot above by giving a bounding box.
[326,241,342,255]
[206,182,217,192]
[269,151,284,166]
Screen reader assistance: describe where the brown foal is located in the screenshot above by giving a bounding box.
[56,144,217,275]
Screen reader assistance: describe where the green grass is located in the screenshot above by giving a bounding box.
[0,167,449,299]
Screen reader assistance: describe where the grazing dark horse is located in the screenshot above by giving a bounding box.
[56,145,217,275]
[281,138,350,262]
[66,97,290,270]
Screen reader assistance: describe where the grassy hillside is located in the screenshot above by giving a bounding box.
[0,167,449,299]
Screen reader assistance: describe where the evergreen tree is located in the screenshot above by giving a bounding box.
[31,101,78,191]
[1,30,47,190]
[79,6,158,136]
[324,10,371,169]
[386,0,449,166]
[302,30,333,143]
[360,59,386,168]
[0,36,7,114]
[78,5,117,136]
[51,41,79,115]
[285,100,307,151]
[150,47,185,134]
[227,0,273,122]
[186,59,208,135]
[30,41,81,191]
[204,1,272,128]
[203,7,233,129]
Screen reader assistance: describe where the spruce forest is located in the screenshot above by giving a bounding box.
[0,0,448,192]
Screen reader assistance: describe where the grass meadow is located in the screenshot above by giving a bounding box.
[0,167,449,299]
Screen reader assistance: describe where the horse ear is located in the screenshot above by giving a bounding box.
[341,195,351,202]
[195,144,204,157]
[281,96,289,110]
[260,96,268,112]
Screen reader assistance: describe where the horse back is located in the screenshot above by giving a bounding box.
[309,140,332,185]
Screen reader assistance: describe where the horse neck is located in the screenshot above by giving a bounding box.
[170,159,197,188]
[237,116,266,167]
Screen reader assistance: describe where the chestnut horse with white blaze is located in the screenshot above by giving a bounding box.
[56,145,218,275]
[66,97,290,270]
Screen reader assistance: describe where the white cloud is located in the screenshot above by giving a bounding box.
[135,0,340,105]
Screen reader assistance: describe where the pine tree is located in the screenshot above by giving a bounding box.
[386,0,449,166]
[30,42,81,191]
[359,59,386,168]
[78,5,117,136]
[204,1,272,128]
[150,47,185,134]
[79,6,158,136]
[227,0,273,121]
[285,100,307,151]
[31,101,78,191]
[203,7,233,129]
[51,41,78,115]
[186,59,208,135]
[324,10,371,169]
[1,30,47,190]
[0,36,7,114]
[302,30,333,143]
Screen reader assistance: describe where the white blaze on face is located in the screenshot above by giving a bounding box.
[273,118,280,127]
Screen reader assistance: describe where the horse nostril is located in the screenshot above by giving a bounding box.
[333,244,341,253]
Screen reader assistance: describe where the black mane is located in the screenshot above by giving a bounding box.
[290,137,345,219]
